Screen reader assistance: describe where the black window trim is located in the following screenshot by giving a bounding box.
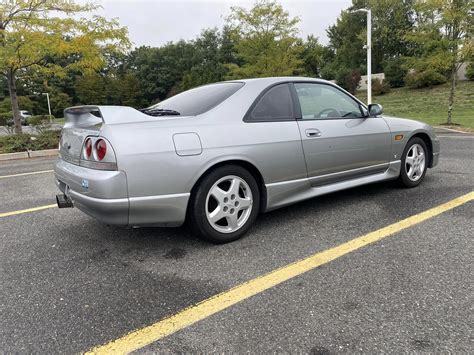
[243,82,297,123]
[243,80,369,123]
[290,81,369,121]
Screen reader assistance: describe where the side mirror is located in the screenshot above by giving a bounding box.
[368,104,383,117]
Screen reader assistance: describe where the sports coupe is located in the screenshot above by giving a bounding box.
[55,77,440,243]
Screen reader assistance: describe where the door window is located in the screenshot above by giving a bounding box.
[294,83,365,119]
[248,84,294,121]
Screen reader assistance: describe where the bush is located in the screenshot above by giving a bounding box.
[0,111,12,126]
[372,78,391,95]
[0,134,33,153]
[34,130,60,150]
[28,114,53,126]
[384,58,407,88]
[336,68,361,94]
[404,69,447,89]
[466,62,474,81]
[0,130,60,153]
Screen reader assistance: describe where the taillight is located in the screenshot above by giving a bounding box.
[84,138,92,159]
[95,139,107,161]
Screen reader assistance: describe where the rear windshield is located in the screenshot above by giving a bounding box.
[149,82,244,116]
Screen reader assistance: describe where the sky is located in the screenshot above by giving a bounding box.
[96,0,352,48]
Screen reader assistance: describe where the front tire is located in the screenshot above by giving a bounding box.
[398,137,428,188]
[189,165,260,243]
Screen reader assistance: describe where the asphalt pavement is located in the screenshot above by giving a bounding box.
[0,130,473,353]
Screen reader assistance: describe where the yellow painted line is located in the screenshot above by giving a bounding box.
[0,204,57,218]
[87,191,474,355]
[0,169,54,179]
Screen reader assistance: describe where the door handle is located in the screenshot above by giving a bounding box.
[305,128,321,138]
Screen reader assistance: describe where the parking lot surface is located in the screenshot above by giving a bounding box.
[1,131,473,353]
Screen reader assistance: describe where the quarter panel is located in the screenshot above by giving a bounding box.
[100,118,307,199]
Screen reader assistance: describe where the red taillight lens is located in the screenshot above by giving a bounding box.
[84,138,92,159]
[95,139,107,161]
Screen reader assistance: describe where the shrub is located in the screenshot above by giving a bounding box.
[384,58,407,88]
[372,78,391,95]
[0,134,33,153]
[404,69,447,89]
[34,130,61,150]
[466,62,474,81]
[336,68,361,94]
[0,130,60,153]
[28,114,53,126]
[0,111,13,126]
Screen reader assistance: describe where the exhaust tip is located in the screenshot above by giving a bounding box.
[56,194,73,208]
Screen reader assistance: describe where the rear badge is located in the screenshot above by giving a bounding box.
[81,179,89,190]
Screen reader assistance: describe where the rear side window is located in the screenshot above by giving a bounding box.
[248,84,294,121]
[149,82,244,116]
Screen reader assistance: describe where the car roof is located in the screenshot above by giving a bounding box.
[228,76,332,85]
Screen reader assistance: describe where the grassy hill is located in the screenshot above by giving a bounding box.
[355,80,474,130]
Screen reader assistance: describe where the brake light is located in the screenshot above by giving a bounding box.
[95,139,107,161]
[84,138,92,159]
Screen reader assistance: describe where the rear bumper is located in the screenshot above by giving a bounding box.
[54,158,189,227]
[55,158,129,225]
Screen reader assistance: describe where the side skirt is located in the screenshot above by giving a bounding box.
[264,161,401,212]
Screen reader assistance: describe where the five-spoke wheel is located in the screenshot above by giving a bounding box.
[405,143,426,182]
[399,137,428,188]
[189,165,260,243]
[205,175,253,234]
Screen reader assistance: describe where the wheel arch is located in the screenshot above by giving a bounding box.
[409,131,433,167]
[189,158,267,212]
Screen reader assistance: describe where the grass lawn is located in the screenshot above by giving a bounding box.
[355,80,474,130]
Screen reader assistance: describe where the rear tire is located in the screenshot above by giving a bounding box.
[189,165,260,243]
[398,137,428,188]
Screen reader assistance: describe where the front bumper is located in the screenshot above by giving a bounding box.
[430,138,440,168]
[54,158,189,227]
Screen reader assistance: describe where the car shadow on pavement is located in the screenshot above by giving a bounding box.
[56,176,445,265]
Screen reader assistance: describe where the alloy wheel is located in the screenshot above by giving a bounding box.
[405,143,426,182]
[205,175,253,233]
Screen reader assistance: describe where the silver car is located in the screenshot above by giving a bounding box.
[55,77,440,243]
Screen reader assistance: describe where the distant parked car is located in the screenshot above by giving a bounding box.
[6,110,32,126]
[20,110,32,125]
[55,77,440,243]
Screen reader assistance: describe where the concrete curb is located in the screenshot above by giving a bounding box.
[0,151,29,161]
[0,149,58,161]
[28,149,59,158]
[434,126,472,134]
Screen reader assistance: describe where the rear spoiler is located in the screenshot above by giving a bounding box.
[64,105,149,128]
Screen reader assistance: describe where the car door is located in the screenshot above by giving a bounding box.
[292,82,391,186]
[240,83,308,185]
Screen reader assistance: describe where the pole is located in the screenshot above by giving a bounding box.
[46,93,52,122]
[367,9,372,105]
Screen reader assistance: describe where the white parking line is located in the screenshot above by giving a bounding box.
[0,169,54,179]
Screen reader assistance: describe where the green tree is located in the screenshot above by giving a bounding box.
[180,28,230,91]
[405,0,473,124]
[225,0,303,78]
[0,0,129,133]
[325,0,416,81]
[300,35,326,77]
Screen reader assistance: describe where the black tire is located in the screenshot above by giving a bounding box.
[189,165,260,243]
[398,137,428,188]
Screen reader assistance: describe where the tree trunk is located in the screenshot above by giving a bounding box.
[446,65,456,126]
[6,69,22,134]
